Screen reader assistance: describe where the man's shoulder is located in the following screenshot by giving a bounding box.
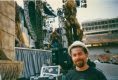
[89,67,106,77]
[66,69,75,74]
[89,67,103,72]
[88,67,107,80]
[65,69,78,80]
[65,69,76,77]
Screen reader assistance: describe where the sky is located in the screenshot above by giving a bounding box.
[15,0,118,28]
[46,0,118,23]
[46,0,63,11]
[46,0,118,28]
[77,0,118,22]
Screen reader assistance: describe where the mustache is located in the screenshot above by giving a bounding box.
[75,59,84,62]
[74,59,85,68]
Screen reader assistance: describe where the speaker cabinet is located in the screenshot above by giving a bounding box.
[52,48,73,70]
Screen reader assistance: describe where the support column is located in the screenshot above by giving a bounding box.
[0,1,23,80]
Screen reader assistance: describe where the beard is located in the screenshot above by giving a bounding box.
[74,59,85,68]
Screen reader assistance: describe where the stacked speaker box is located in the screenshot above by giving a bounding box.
[52,48,59,65]
[52,48,73,70]
[76,0,80,7]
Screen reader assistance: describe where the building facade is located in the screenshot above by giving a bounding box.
[82,17,118,46]
[82,17,118,55]
[0,1,16,60]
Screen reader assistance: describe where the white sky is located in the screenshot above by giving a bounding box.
[14,0,24,8]
[46,0,63,11]
[47,0,118,28]
[15,0,118,28]
[77,0,118,22]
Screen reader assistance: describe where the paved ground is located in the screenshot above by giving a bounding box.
[96,62,118,80]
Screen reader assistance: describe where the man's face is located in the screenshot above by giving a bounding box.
[71,47,88,68]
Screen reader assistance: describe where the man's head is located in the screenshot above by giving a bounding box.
[68,41,89,68]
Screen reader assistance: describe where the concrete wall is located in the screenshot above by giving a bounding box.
[0,1,15,60]
[88,46,118,55]
[87,46,118,61]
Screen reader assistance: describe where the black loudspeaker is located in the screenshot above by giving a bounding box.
[52,48,59,65]
[52,48,73,70]
[76,0,80,7]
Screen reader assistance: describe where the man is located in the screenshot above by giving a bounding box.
[50,30,61,48]
[65,41,107,80]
